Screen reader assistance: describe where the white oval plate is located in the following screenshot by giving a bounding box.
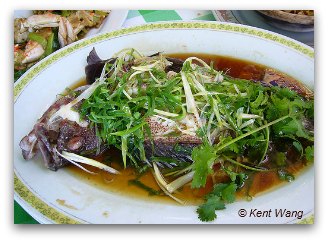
[14,21,314,224]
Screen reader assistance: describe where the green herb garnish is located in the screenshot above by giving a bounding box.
[197,182,237,222]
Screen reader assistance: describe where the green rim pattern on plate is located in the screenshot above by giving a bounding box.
[297,214,314,224]
[14,173,80,224]
[14,21,314,224]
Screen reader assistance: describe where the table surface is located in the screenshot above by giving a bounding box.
[14,9,314,224]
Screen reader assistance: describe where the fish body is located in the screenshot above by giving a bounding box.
[20,48,312,171]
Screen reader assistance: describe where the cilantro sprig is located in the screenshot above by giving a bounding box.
[197,182,237,222]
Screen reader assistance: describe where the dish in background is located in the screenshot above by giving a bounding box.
[258,10,314,25]
[14,22,314,224]
[212,10,314,47]
[14,10,128,35]
[13,10,128,81]
[257,10,314,32]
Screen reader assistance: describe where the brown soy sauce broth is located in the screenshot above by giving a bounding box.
[168,53,266,81]
[66,53,310,205]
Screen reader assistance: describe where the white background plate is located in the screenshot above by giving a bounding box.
[14,21,314,224]
[212,10,314,47]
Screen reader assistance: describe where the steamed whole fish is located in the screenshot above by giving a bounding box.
[19,48,313,172]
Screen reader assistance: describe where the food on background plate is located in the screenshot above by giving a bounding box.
[281,10,314,16]
[14,10,110,81]
[19,48,314,222]
[258,10,314,25]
